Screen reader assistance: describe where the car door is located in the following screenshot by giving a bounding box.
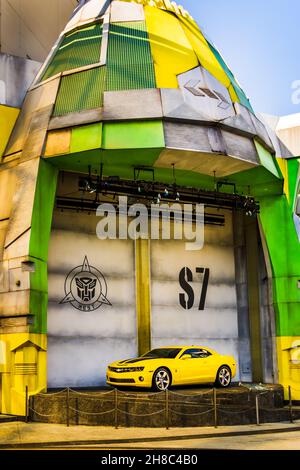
[177,348,214,384]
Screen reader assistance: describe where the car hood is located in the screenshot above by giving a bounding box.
[112,357,157,366]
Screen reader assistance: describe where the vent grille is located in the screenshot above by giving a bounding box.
[41,23,103,82]
[106,21,156,91]
[109,378,135,384]
[14,363,37,375]
[53,66,106,116]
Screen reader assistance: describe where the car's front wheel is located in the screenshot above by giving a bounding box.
[152,368,171,392]
[215,366,231,387]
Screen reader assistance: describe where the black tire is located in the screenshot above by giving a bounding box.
[215,365,231,388]
[152,367,171,392]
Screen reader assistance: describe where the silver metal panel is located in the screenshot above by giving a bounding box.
[207,128,226,153]
[5,78,60,156]
[48,108,103,131]
[154,148,255,177]
[0,54,41,108]
[110,1,145,22]
[177,66,235,122]
[221,102,256,136]
[250,113,274,150]
[64,0,110,32]
[221,130,259,164]
[100,12,110,65]
[164,122,212,153]
[160,88,210,122]
[103,89,163,120]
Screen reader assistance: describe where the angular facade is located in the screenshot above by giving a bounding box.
[0,0,299,415]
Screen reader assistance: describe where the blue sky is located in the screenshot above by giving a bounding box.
[179,0,300,116]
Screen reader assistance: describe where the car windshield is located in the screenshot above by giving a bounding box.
[143,348,182,359]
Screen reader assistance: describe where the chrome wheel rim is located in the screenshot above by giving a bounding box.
[155,370,170,391]
[219,367,231,386]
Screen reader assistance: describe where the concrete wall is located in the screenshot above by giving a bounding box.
[0,0,77,62]
[150,211,242,381]
[47,211,137,387]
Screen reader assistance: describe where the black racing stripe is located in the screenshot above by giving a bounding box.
[118,357,158,364]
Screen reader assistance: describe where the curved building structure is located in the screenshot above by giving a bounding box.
[0,0,299,415]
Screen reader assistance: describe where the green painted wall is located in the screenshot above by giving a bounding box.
[29,160,58,334]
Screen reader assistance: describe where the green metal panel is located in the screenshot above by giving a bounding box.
[254,140,280,178]
[259,195,300,337]
[71,123,103,153]
[41,24,103,82]
[102,121,165,149]
[29,160,58,334]
[207,41,254,113]
[106,21,156,91]
[53,66,106,116]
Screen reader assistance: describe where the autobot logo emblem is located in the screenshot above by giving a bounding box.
[60,256,111,311]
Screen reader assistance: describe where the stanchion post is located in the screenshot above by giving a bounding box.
[255,394,260,426]
[165,389,169,430]
[213,388,218,428]
[25,385,29,423]
[114,388,118,429]
[288,386,293,424]
[66,388,70,427]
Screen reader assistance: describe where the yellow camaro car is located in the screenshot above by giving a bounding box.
[107,346,236,391]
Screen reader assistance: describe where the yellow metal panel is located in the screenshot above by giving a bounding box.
[178,17,231,89]
[0,105,20,158]
[145,6,198,88]
[0,333,47,416]
[276,336,300,401]
[228,84,239,103]
[135,238,151,355]
[276,157,290,203]
[44,129,71,157]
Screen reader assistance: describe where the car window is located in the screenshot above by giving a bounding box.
[181,348,212,359]
[143,348,182,359]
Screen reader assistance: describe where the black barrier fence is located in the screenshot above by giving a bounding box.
[27,386,299,428]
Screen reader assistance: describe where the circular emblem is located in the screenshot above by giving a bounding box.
[60,256,111,311]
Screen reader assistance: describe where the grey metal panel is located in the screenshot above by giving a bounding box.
[4,78,60,156]
[177,66,235,122]
[100,11,110,65]
[160,88,210,122]
[221,102,257,136]
[154,148,255,177]
[221,130,259,164]
[64,0,110,33]
[250,113,274,150]
[164,122,212,152]
[48,107,103,130]
[110,1,145,22]
[207,128,226,153]
[103,89,163,120]
[0,53,41,108]
[21,105,54,161]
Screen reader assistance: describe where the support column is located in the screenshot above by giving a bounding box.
[245,215,263,382]
[135,238,151,356]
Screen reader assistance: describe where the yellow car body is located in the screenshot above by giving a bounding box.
[107,346,237,391]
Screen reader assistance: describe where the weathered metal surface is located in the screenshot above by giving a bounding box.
[0,53,41,108]
[110,1,145,22]
[103,89,163,120]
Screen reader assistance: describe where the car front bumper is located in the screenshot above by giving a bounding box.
[106,369,153,388]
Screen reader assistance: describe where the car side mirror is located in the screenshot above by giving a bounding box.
[181,354,192,360]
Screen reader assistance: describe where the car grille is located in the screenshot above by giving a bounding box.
[109,378,135,384]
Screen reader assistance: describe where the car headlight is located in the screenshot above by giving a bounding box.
[108,366,145,373]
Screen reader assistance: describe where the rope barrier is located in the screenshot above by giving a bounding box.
[36,389,68,397]
[69,389,115,397]
[218,407,254,414]
[169,408,214,417]
[29,407,58,418]
[68,406,115,416]
[117,408,165,417]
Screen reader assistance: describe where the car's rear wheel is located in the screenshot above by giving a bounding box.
[215,366,231,387]
[152,368,171,392]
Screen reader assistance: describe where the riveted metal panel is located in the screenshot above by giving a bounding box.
[41,24,103,82]
[103,89,162,120]
[106,22,156,91]
[53,67,106,116]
